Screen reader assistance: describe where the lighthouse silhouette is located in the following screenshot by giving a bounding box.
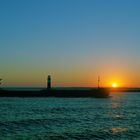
[47,75,51,89]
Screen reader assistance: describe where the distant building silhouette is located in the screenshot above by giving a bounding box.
[47,75,51,89]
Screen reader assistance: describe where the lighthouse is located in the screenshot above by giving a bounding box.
[47,75,51,89]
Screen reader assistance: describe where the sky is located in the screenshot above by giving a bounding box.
[0,0,140,87]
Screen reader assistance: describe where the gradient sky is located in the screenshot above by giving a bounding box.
[0,0,140,87]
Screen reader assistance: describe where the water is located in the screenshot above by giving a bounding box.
[0,92,139,140]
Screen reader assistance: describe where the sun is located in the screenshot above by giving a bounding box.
[112,83,118,88]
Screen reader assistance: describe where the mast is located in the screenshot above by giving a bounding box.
[98,76,100,88]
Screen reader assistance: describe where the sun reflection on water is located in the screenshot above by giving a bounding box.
[111,127,128,133]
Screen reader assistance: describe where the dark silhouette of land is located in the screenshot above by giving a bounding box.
[0,75,139,98]
[0,75,110,98]
[111,87,140,92]
[0,88,110,98]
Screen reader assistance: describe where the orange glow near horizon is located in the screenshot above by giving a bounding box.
[2,70,139,87]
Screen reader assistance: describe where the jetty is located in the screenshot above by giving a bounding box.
[0,76,110,98]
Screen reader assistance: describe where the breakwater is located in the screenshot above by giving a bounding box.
[0,88,110,98]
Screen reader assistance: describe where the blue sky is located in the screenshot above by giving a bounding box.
[0,0,140,87]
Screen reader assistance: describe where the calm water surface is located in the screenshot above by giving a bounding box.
[0,92,139,140]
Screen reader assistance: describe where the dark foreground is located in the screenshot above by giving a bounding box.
[0,92,139,140]
[0,88,109,98]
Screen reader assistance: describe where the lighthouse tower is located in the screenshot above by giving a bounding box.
[47,75,51,90]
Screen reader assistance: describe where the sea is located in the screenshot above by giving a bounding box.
[0,91,139,140]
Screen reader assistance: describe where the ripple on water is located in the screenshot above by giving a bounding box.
[0,93,139,139]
